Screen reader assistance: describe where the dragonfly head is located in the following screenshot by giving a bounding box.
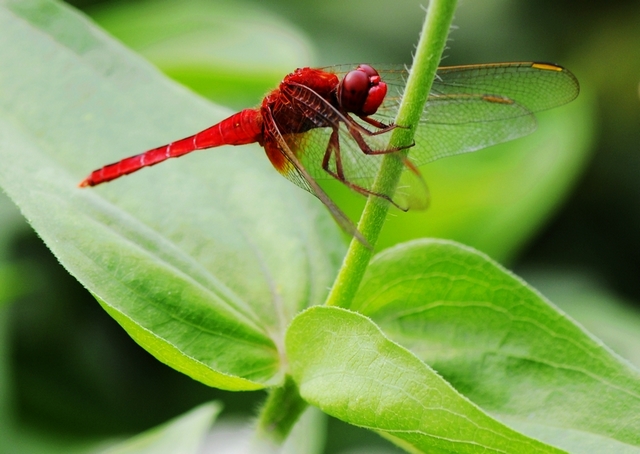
[338,64,387,116]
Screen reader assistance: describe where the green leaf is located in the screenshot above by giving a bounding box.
[100,402,220,454]
[286,306,564,454]
[0,0,343,390]
[351,239,640,452]
[89,0,314,109]
[524,271,640,369]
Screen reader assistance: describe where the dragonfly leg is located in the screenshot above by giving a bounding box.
[354,115,412,136]
[347,121,415,156]
[356,115,397,134]
[322,128,408,211]
[322,128,346,181]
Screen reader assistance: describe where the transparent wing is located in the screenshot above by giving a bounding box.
[373,62,580,165]
[292,122,428,210]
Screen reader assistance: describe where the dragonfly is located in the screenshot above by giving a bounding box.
[79,62,579,245]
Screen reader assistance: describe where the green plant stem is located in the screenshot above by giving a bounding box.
[255,2,459,443]
[325,0,458,309]
[256,375,308,444]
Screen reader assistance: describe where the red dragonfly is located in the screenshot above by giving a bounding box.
[80,62,579,244]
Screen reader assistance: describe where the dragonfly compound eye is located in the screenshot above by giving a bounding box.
[339,69,369,113]
[339,66,388,116]
[356,64,378,78]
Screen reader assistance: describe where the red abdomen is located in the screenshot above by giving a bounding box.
[80,109,263,187]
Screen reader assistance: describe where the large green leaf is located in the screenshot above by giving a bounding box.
[0,0,344,390]
[351,239,640,452]
[286,306,564,454]
[524,270,640,369]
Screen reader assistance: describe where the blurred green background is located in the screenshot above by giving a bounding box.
[1,0,639,452]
